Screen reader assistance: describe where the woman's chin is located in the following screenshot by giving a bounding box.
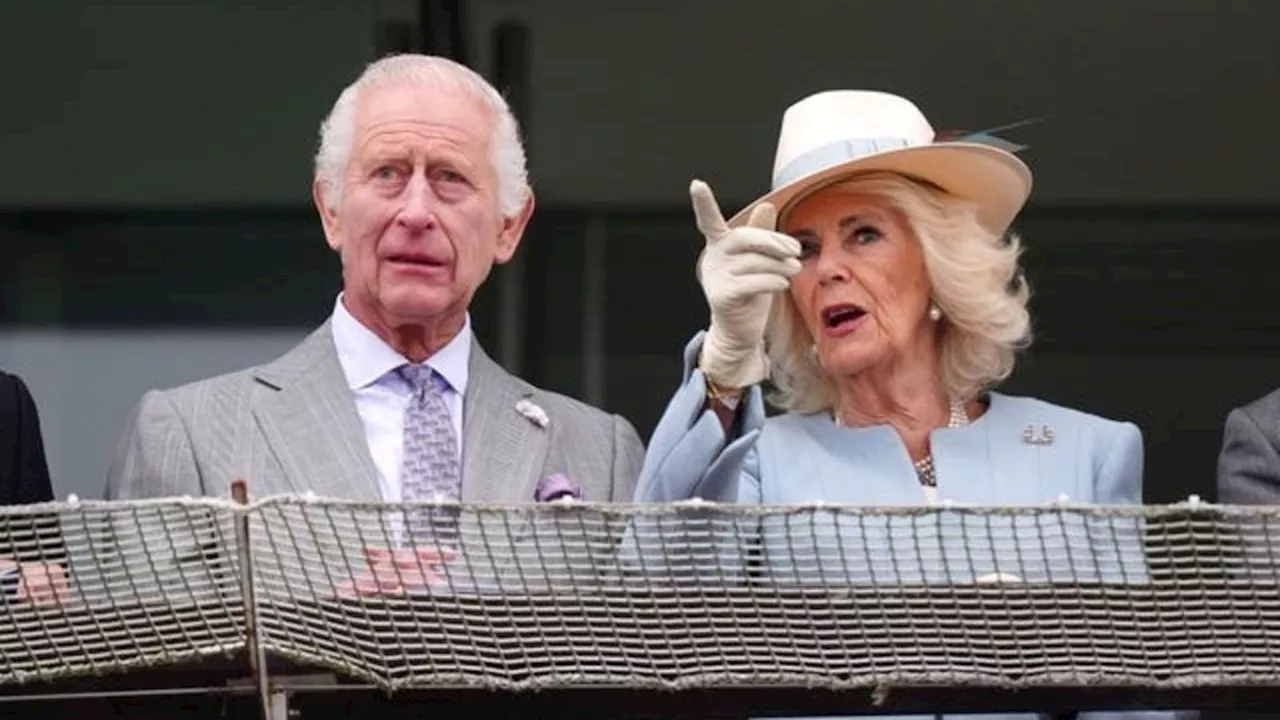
[816,343,879,378]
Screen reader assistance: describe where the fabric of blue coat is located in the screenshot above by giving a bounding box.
[631,332,1192,720]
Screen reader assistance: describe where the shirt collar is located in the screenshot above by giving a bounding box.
[330,294,472,395]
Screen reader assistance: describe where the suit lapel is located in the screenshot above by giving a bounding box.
[461,342,549,504]
[250,323,382,501]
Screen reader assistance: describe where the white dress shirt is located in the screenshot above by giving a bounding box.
[330,295,471,502]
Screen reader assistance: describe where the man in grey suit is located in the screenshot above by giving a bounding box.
[1217,389,1280,587]
[105,54,644,598]
[1218,388,1280,504]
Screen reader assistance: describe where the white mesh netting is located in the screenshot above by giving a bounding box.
[1,496,1277,692]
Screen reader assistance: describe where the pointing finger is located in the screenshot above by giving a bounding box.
[690,179,729,240]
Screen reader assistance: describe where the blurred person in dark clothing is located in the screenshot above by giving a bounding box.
[0,370,68,606]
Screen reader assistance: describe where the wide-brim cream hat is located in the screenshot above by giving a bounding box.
[728,90,1034,235]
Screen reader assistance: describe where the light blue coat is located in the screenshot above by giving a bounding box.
[632,332,1192,720]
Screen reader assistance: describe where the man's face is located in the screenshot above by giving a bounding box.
[315,83,533,342]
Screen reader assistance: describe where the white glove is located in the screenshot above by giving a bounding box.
[691,180,801,389]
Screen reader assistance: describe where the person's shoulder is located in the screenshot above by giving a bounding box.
[761,409,824,435]
[989,394,1144,487]
[118,370,260,444]
[469,342,630,434]
[524,384,627,431]
[142,367,259,408]
[987,391,1138,437]
[136,324,332,416]
[0,370,36,414]
[1233,386,1280,425]
[0,369,24,395]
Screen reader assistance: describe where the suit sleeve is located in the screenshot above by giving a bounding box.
[609,413,645,502]
[106,390,203,499]
[1217,406,1280,505]
[102,391,228,606]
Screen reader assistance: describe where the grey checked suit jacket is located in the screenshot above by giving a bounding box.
[99,323,644,605]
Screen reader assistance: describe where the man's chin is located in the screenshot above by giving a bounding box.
[378,289,462,325]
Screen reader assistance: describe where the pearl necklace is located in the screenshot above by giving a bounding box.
[834,398,970,487]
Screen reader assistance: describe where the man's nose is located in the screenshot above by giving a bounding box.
[397,174,439,231]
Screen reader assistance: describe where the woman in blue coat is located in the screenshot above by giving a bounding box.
[634,90,1187,720]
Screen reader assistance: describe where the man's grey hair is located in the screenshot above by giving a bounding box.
[313,54,529,218]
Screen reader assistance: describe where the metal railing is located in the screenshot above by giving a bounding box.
[1,486,1277,717]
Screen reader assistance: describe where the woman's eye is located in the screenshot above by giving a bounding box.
[853,225,882,244]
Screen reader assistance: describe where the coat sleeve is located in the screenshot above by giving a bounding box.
[621,332,765,584]
[634,331,767,504]
[0,373,61,564]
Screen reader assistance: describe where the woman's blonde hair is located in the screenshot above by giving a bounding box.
[765,171,1032,414]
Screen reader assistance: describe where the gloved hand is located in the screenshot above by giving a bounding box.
[691,180,801,389]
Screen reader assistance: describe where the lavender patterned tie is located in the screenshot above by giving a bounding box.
[398,364,461,544]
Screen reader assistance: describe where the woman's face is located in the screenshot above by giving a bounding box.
[780,183,936,379]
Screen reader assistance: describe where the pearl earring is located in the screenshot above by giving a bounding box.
[808,343,818,360]
[928,304,942,322]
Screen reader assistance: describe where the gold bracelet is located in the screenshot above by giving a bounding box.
[704,377,743,408]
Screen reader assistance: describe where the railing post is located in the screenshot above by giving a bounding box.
[230,479,274,719]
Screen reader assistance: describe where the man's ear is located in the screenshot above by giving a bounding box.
[494,190,536,265]
[313,178,342,251]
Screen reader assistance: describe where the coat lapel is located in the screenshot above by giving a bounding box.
[931,420,995,505]
[932,393,1064,506]
[460,342,550,504]
[250,323,382,501]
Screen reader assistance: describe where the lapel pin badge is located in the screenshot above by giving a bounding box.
[515,398,549,428]
[1022,424,1054,446]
